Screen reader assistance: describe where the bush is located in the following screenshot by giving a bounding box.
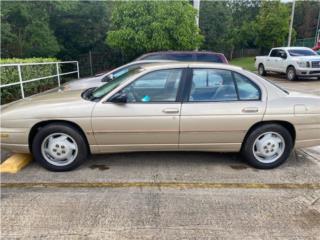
[0,58,60,104]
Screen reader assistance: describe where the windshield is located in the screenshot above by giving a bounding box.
[88,67,142,100]
[288,49,317,56]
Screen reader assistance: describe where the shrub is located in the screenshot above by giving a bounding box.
[0,58,60,104]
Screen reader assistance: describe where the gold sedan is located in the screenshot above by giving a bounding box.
[1,63,320,171]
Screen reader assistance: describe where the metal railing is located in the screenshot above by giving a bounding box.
[0,61,80,99]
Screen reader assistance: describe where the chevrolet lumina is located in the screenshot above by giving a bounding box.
[1,63,319,171]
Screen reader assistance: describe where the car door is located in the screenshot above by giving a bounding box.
[91,68,185,153]
[276,49,288,73]
[267,49,279,71]
[179,68,266,151]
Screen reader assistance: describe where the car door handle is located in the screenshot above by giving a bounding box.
[162,108,179,113]
[242,107,259,113]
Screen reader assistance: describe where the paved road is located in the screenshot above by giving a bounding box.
[265,73,320,96]
[1,75,320,239]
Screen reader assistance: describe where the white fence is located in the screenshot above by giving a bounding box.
[0,61,80,99]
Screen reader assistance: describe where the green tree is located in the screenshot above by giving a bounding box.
[106,1,203,60]
[294,1,320,39]
[199,1,233,53]
[1,1,60,58]
[51,1,113,60]
[254,1,293,49]
[199,0,261,59]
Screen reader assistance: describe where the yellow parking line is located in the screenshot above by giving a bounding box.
[1,182,320,189]
[0,154,33,173]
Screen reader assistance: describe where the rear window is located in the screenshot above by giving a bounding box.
[139,54,164,60]
[139,52,225,63]
[164,53,194,61]
[196,54,223,63]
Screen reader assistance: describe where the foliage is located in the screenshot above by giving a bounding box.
[1,2,60,58]
[254,1,293,49]
[0,0,315,67]
[1,58,59,104]
[51,1,113,60]
[200,0,262,59]
[230,57,256,71]
[199,1,233,53]
[294,1,320,39]
[106,1,203,61]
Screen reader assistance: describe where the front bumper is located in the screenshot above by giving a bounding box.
[0,128,30,153]
[296,67,320,77]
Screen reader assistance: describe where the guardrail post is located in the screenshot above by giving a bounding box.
[76,61,80,79]
[56,63,61,88]
[17,65,25,98]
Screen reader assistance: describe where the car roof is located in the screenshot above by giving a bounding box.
[136,51,226,60]
[273,47,312,50]
[138,62,242,71]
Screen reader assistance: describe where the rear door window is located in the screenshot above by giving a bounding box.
[270,50,279,57]
[189,69,237,102]
[196,54,223,63]
[164,53,195,61]
[233,73,261,100]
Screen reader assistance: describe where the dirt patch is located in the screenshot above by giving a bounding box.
[229,164,248,170]
[89,164,110,171]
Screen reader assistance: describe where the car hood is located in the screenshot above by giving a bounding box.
[1,90,95,120]
[291,55,320,61]
[62,76,104,91]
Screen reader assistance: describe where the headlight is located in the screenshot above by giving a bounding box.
[297,61,308,68]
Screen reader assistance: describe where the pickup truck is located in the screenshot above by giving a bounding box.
[255,47,320,81]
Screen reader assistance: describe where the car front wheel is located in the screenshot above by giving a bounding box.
[241,124,293,169]
[32,123,89,171]
[286,66,297,81]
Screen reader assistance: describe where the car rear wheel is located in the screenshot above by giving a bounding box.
[286,66,297,81]
[241,124,293,169]
[32,123,88,171]
[258,64,266,76]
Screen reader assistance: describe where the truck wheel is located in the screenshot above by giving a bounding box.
[286,66,297,81]
[258,64,266,76]
[32,123,89,171]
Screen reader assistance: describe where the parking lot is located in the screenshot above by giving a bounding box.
[1,75,320,239]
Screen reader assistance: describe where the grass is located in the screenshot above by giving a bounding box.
[230,57,256,72]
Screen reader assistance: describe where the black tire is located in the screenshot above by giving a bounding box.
[258,64,266,76]
[241,124,293,169]
[286,66,297,81]
[32,123,89,171]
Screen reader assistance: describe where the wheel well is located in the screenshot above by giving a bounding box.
[28,120,90,154]
[286,65,295,72]
[241,121,296,150]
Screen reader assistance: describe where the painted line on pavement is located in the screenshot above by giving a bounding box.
[1,182,320,190]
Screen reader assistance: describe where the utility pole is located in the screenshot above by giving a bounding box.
[193,0,200,50]
[193,0,200,27]
[315,9,320,46]
[288,0,295,47]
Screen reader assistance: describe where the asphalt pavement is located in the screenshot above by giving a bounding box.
[1,74,320,239]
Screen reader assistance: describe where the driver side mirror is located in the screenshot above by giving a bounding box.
[101,74,114,82]
[109,92,127,103]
